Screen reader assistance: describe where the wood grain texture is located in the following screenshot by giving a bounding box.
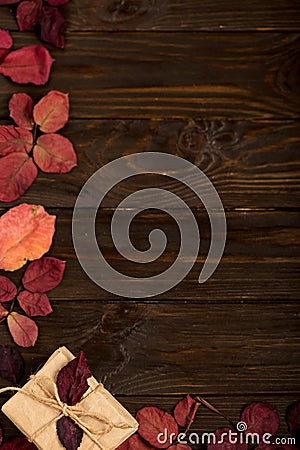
[0,33,299,119]
[1,0,300,31]
[0,119,299,210]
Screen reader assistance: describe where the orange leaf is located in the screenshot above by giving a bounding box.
[0,304,8,319]
[7,312,38,347]
[0,204,56,271]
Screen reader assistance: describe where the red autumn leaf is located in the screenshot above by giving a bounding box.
[57,417,83,450]
[0,152,38,202]
[46,0,69,5]
[0,345,25,383]
[39,6,67,49]
[0,125,33,156]
[16,0,42,31]
[207,427,247,450]
[169,445,192,450]
[33,134,77,173]
[7,312,38,347]
[57,351,92,406]
[0,29,13,63]
[116,434,156,450]
[0,276,17,302]
[0,437,37,449]
[0,304,9,319]
[240,402,279,438]
[33,90,69,133]
[0,204,56,271]
[286,400,300,433]
[0,45,54,85]
[22,257,66,293]
[0,0,20,5]
[136,407,179,449]
[18,290,53,317]
[9,94,35,130]
[174,395,198,427]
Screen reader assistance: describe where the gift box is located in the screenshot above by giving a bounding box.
[1,347,138,450]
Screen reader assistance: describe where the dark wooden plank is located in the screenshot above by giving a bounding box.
[0,302,299,395]
[0,33,299,119]
[0,119,299,210]
[1,0,300,31]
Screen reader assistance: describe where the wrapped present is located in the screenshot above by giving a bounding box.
[1,346,138,450]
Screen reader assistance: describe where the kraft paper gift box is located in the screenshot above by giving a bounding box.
[1,346,138,450]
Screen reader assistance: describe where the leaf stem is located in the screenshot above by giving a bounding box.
[195,396,236,429]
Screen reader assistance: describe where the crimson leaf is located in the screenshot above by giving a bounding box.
[0,345,25,383]
[17,290,53,317]
[0,276,17,303]
[57,417,83,450]
[136,406,178,449]
[22,257,66,293]
[0,437,37,449]
[174,395,198,427]
[286,400,300,433]
[240,402,279,438]
[39,6,66,49]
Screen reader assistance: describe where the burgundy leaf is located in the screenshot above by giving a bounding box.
[16,0,42,31]
[33,134,77,173]
[18,290,53,317]
[0,345,25,383]
[0,437,37,449]
[46,0,69,4]
[39,6,66,49]
[169,445,192,450]
[240,402,280,439]
[0,45,54,85]
[286,400,300,433]
[0,0,20,5]
[0,304,9,319]
[56,351,92,406]
[136,406,178,449]
[0,276,17,302]
[0,126,33,156]
[7,312,38,347]
[57,417,83,450]
[174,395,198,427]
[9,94,35,130]
[207,427,247,450]
[0,29,13,63]
[33,90,69,133]
[22,257,66,293]
[116,434,156,450]
[0,153,38,202]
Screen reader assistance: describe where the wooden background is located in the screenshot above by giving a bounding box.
[0,0,299,445]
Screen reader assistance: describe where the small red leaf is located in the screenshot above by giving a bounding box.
[0,304,9,319]
[9,94,35,130]
[286,400,300,433]
[33,90,69,133]
[39,6,67,49]
[207,427,247,450]
[0,345,25,383]
[18,290,53,317]
[0,125,33,156]
[0,153,38,202]
[16,0,42,31]
[136,406,178,449]
[116,434,156,450]
[0,45,54,85]
[174,395,198,427]
[22,257,66,293]
[46,0,69,4]
[57,417,83,450]
[0,0,20,4]
[57,351,92,406]
[0,275,17,302]
[33,134,77,173]
[240,402,279,438]
[7,312,38,347]
[0,437,37,449]
[0,29,13,63]
[169,445,192,450]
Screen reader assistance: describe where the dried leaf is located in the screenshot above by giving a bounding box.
[22,257,66,293]
[33,134,77,173]
[0,153,38,202]
[57,417,83,450]
[207,427,247,450]
[0,29,13,63]
[0,304,9,319]
[0,437,37,449]
[0,204,56,271]
[0,45,54,85]
[0,125,33,156]
[39,6,67,49]
[136,406,178,449]
[169,445,192,450]
[116,434,156,450]
[0,344,25,383]
[46,0,69,4]
[7,312,38,347]
[286,400,300,433]
[0,275,17,302]
[16,0,42,31]
[174,395,198,427]
[240,402,280,438]
[18,290,53,317]
[57,351,92,406]
[33,90,69,133]
[9,93,35,131]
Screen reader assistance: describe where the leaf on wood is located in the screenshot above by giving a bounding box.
[169,445,192,450]
[116,434,156,450]
[9,93,35,130]
[0,437,37,449]
[240,402,280,438]
[0,204,56,271]
[206,427,247,450]
[0,45,54,85]
[22,257,66,293]
[57,417,83,450]
[18,290,53,317]
[39,6,67,49]
[33,134,77,173]
[286,400,300,433]
[16,0,42,31]
[0,125,33,156]
[0,304,9,319]
[57,351,92,406]
[174,395,198,427]
[0,29,13,63]
[136,406,179,449]
[0,344,25,383]
[0,275,17,302]
[0,153,38,202]
[7,312,38,347]
[33,90,69,133]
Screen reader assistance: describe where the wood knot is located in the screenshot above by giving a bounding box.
[177,120,206,163]
[97,0,155,24]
